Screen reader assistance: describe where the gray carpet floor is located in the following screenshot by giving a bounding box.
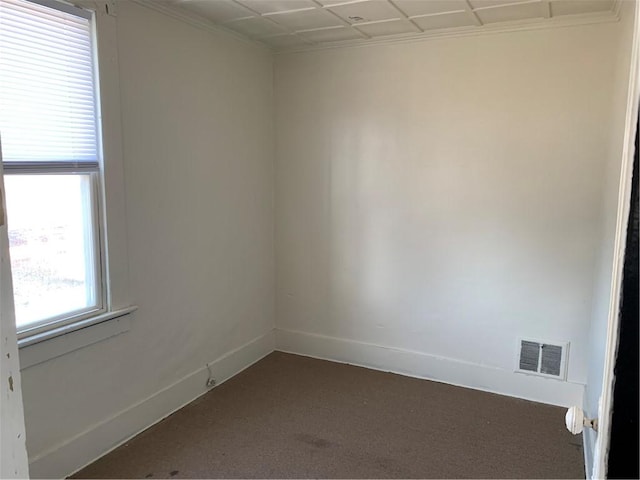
[72,352,584,479]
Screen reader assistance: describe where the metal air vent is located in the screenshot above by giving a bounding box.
[516,339,568,380]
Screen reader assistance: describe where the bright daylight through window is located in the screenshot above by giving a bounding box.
[0,0,103,336]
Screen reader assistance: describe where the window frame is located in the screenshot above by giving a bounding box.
[1,0,136,356]
[7,171,107,340]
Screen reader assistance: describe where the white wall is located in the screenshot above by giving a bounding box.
[19,2,275,477]
[12,3,634,477]
[584,1,637,476]
[275,20,627,407]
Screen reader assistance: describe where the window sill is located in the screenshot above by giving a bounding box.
[18,306,137,369]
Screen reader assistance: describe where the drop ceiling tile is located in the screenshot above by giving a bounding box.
[260,33,310,47]
[267,8,343,30]
[313,0,346,5]
[355,18,419,37]
[225,17,288,37]
[236,0,317,15]
[412,11,475,30]
[550,0,613,16]
[175,0,255,22]
[328,1,401,24]
[393,0,467,17]
[468,0,534,7]
[298,26,364,42]
[474,1,544,23]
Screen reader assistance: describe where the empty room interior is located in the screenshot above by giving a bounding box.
[0,0,639,478]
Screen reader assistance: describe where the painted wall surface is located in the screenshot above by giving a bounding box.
[0,163,29,479]
[11,3,633,476]
[584,2,637,475]
[19,1,274,475]
[275,21,626,406]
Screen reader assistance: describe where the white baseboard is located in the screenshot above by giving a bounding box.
[276,328,584,407]
[28,327,583,478]
[28,330,276,479]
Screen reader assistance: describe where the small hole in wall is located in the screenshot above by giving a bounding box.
[348,15,365,22]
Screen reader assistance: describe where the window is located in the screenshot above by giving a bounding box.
[0,0,105,338]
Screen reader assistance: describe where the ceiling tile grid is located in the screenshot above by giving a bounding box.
[166,0,618,50]
[354,18,420,36]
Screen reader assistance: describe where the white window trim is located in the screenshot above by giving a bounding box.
[18,306,135,368]
[15,0,136,363]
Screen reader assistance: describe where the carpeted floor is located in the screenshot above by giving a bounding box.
[72,352,584,479]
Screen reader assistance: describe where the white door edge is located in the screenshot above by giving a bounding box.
[0,138,30,478]
[593,4,640,478]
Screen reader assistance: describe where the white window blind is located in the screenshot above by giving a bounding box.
[0,0,97,169]
[1,0,104,335]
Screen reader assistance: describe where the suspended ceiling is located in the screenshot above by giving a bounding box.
[151,0,618,51]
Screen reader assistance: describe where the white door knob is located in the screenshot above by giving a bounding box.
[565,406,585,434]
[565,406,597,434]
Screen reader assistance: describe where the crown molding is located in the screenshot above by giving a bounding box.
[127,0,620,57]
[612,0,623,18]
[275,8,621,55]
[129,0,271,53]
